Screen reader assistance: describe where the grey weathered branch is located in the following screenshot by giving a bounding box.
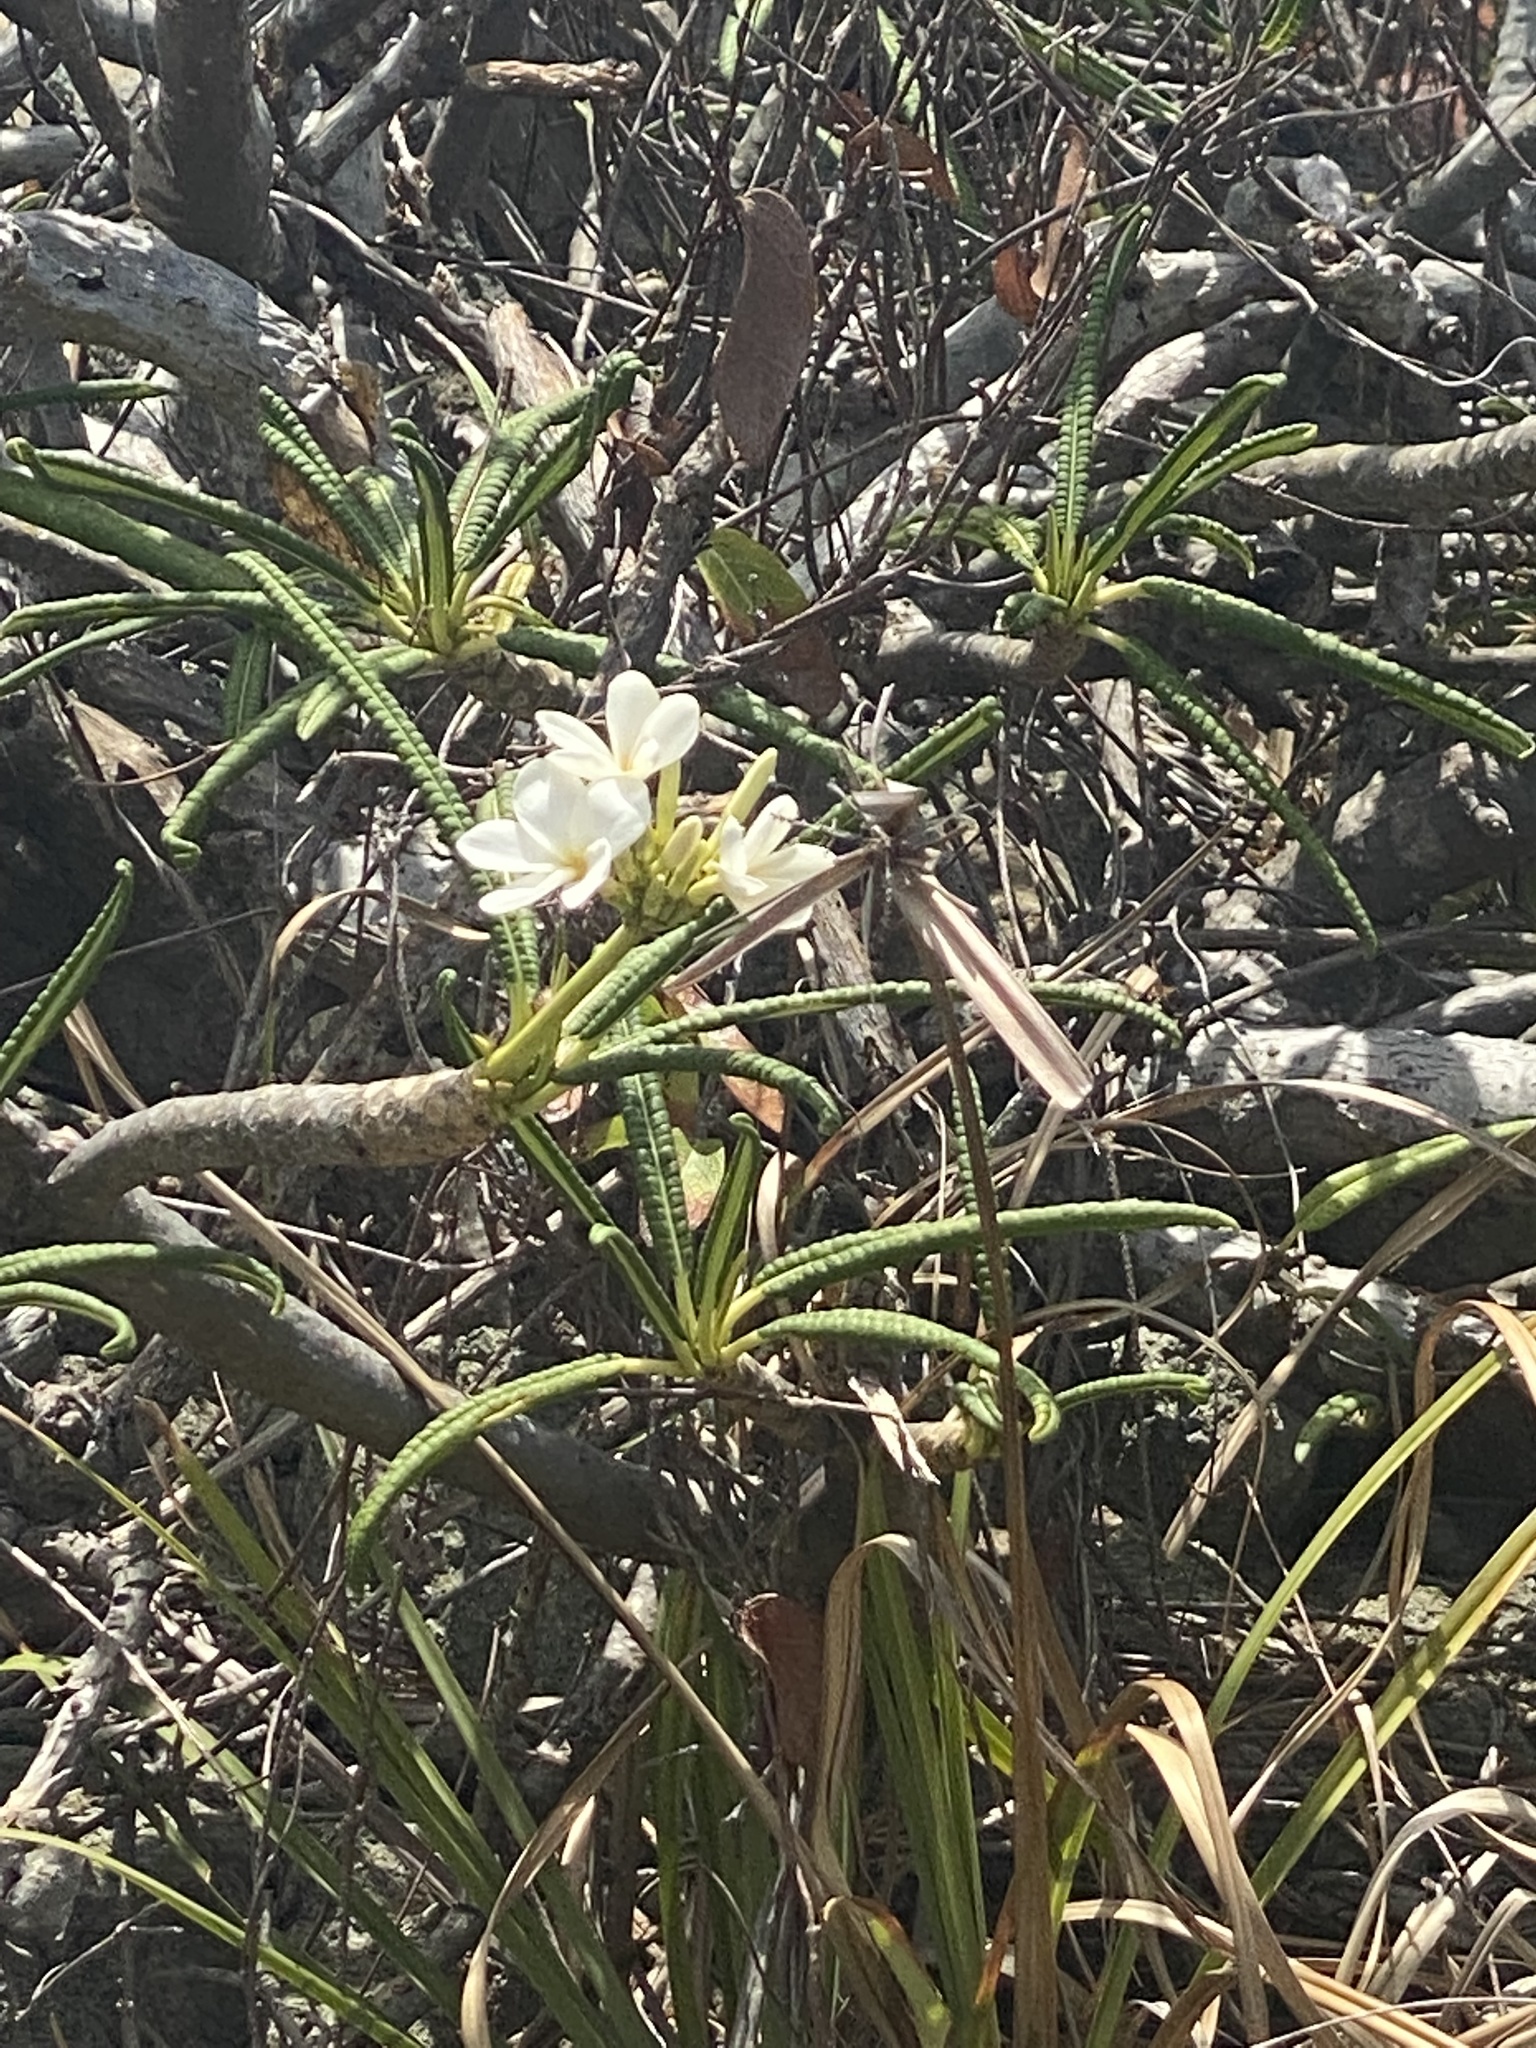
[290,8,466,189]
[48,1067,500,1210]
[0,124,84,182]
[39,0,131,168]
[258,0,398,83]
[0,209,327,416]
[1393,0,1536,246]
[0,0,154,69]
[1186,1021,1536,1165]
[130,0,281,285]
[4,1103,692,1561]
[1247,411,1536,522]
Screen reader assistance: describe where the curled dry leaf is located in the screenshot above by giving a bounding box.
[993,125,1092,327]
[833,90,956,202]
[714,189,815,468]
[736,1591,824,1770]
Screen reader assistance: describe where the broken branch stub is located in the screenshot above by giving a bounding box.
[713,189,815,469]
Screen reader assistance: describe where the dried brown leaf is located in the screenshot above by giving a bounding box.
[714,189,814,468]
[737,1591,824,1770]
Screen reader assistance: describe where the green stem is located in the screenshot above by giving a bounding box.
[480,921,640,1082]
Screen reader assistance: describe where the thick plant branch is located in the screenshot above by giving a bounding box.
[49,1067,500,1209]
[290,7,467,188]
[258,0,400,83]
[0,210,326,416]
[0,0,154,67]
[1248,411,1536,522]
[131,0,280,284]
[1392,0,1536,245]
[4,1105,691,1561]
[38,0,131,167]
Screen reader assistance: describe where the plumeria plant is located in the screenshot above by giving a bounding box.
[455,667,832,928]
[0,371,1244,2046]
[903,213,1534,945]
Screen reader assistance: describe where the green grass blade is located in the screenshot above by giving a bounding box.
[0,1829,422,2048]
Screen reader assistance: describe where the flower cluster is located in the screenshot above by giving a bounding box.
[455,670,834,928]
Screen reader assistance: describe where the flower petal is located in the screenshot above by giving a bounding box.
[559,842,615,909]
[741,794,798,861]
[586,773,653,854]
[535,710,620,778]
[604,669,662,768]
[456,817,538,871]
[478,872,566,915]
[634,693,701,776]
[510,758,590,858]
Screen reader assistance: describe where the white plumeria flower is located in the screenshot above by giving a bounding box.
[456,759,651,914]
[535,668,700,782]
[715,796,835,918]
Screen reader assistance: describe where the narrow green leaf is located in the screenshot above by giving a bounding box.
[1090,623,1377,946]
[561,1042,842,1135]
[222,624,273,738]
[162,684,308,867]
[0,858,133,1098]
[345,1356,645,1586]
[1293,1119,1536,1235]
[1079,373,1282,580]
[590,1223,694,1358]
[1081,376,1302,581]
[13,438,383,603]
[258,386,400,581]
[0,1282,138,1359]
[0,378,171,413]
[615,1057,694,1297]
[1050,209,1146,582]
[394,419,457,623]
[1131,574,1535,759]
[0,461,246,592]
[693,1116,763,1321]
[742,1199,1237,1312]
[230,551,474,845]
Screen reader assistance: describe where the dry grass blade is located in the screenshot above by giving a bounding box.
[1115,1677,1337,2046]
[890,867,1092,1111]
[461,1685,662,2048]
